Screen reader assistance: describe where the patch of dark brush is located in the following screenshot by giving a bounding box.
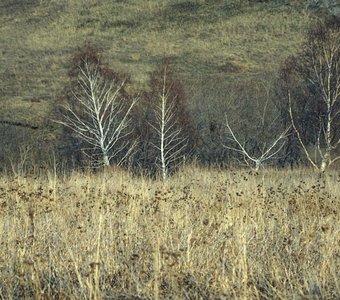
[101,19,141,31]
[161,1,245,27]
[0,0,37,16]
[162,1,204,24]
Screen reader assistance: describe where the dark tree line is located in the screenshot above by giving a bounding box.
[1,17,336,175]
[55,46,195,177]
[53,17,339,174]
[279,17,340,171]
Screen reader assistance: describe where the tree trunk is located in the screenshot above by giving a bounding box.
[103,153,110,167]
[254,160,261,171]
[320,150,330,172]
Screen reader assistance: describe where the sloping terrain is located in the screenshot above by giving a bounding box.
[0,1,313,124]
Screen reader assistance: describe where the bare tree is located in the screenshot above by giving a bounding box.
[287,19,340,171]
[224,116,290,171]
[220,78,291,170]
[149,62,188,179]
[57,59,138,167]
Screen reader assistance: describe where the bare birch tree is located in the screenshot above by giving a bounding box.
[149,63,188,179]
[221,79,291,170]
[286,19,339,171]
[224,116,290,171]
[57,59,138,167]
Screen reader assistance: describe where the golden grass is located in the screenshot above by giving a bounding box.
[0,166,339,299]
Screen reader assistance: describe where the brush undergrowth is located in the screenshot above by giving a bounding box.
[0,166,339,299]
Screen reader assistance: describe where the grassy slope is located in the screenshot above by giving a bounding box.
[0,0,312,127]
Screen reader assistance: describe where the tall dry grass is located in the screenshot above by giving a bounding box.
[0,166,339,299]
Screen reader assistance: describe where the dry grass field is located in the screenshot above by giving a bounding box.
[0,166,339,299]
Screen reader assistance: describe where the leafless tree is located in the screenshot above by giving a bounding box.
[220,78,291,170]
[149,63,187,179]
[224,115,290,171]
[57,59,138,167]
[287,19,339,171]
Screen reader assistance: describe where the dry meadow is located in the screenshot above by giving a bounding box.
[0,2,338,298]
[0,166,339,299]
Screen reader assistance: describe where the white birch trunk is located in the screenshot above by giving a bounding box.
[150,64,187,179]
[289,26,339,172]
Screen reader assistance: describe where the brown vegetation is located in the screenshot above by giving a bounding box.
[0,166,339,299]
